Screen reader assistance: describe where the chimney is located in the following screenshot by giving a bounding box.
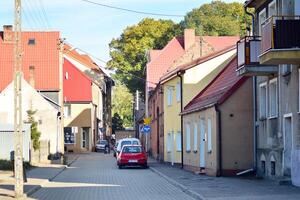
[3,25,13,43]
[29,66,35,88]
[184,29,195,50]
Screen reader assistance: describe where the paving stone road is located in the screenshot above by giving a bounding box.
[30,153,194,200]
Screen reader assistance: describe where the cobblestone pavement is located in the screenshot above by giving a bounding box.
[149,161,300,200]
[30,153,194,200]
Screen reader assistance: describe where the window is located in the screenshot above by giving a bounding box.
[176,82,181,102]
[261,161,266,174]
[186,124,191,151]
[176,131,181,151]
[259,82,267,118]
[258,8,266,36]
[268,0,277,19]
[271,161,276,175]
[207,118,212,153]
[269,78,278,117]
[64,104,71,117]
[193,123,197,152]
[167,133,171,152]
[28,38,36,45]
[65,72,69,80]
[167,87,172,106]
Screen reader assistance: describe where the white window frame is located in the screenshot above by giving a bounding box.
[207,118,212,153]
[193,123,198,152]
[268,0,276,18]
[186,124,191,151]
[167,133,171,152]
[259,82,267,119]
[258,8,266,36]
[268,78,278,118]
[167,87,173,106]
[176,82,181,102]
[176,131,181,151]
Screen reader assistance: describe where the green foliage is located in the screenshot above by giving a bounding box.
[107,18,182,94]
[27,110,41,151]
[112,113,124,133]
[180,1,251,36]
[112,83,134,128]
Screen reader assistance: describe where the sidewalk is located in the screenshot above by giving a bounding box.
[149,159,300,200]
[0,153,79,199]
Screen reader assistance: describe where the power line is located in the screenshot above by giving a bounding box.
[37,0,52,29]
[81,0,185,17]
[64,41,157,85]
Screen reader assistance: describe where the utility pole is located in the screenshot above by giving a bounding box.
[13,0,24,198]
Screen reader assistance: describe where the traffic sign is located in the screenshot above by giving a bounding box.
[143,117,151,125]
[142,125,151,133]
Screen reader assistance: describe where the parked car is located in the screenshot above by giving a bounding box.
[95,140,109,152]
[117,145,147,169]
[115,138,140,157]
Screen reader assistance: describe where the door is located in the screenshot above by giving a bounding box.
[283,115,292,176]
[82,127,90,150]
[200,119,206,168]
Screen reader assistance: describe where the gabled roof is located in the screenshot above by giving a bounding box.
[63,44,110,77]
[63,58,92,103]
[146,37,185,89]
[182,56,248,115]
[0,31,60,91]
[160,45,236,83]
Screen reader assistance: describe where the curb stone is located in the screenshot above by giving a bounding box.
[149,166,205,200]
[27,155,79,197]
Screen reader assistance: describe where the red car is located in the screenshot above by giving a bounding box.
[117,145,147,169]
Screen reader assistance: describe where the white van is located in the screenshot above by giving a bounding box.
[116,138,141,157]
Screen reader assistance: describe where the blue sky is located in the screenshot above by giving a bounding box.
[0,0,243,67]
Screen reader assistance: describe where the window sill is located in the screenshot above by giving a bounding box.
[259,116,267,121]
[268,116,278,120]
[207,150,212,154]
[193,150,197,153]
[186,150,191,153]
[176,150,181,152]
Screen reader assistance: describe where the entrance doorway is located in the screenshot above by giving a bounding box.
[82,127,90,150]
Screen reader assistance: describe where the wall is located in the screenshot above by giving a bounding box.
[220,79,254,175]
[149,85,164,161]
[163,77,182,163]
[183,107,218,176]
[0,79,60,155]
[64,103,93,152]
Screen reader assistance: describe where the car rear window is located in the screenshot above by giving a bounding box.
[122,146,142,153]
[121,141,131,148]
[132,141,139,145]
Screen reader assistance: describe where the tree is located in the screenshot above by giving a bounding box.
[180,1,250,36]
[107,18,182,95]
[112,113,124,134]
[112,83,134,128]
[27,110,41,151]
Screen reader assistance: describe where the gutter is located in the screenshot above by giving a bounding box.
[215,105,222,177]
[245,3,258,173]
[177,70,185,169]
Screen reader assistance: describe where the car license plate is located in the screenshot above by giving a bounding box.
[128,160,138,163]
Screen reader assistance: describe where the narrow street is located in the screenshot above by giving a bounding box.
[30,153,193,200]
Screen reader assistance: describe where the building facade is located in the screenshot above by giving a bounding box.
[237,0,300,185]
[182,57,254,176]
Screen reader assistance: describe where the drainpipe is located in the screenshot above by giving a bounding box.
[215,105,222,177]
[177,70,185,169]
[245,4,258,173]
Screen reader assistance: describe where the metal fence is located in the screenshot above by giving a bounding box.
[0,124,31,162]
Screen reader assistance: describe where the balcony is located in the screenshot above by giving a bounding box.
[260,16,300,65]
[236,36,278,76]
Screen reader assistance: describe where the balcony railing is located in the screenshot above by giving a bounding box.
[237,36,261,69]
[261,15,300,54]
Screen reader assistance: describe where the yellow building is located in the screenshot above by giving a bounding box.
[160,46,237,164]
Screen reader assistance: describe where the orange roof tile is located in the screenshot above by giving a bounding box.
[0,31,60,91]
